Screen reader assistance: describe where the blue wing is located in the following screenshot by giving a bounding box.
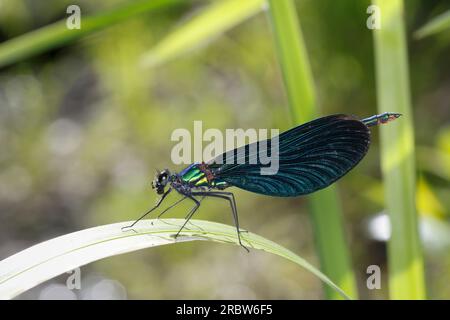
[209,114,370,197]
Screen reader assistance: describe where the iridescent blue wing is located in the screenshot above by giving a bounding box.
[208,114,370,197]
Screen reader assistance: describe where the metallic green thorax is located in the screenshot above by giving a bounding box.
[181,165,207,186]
[179,163,227,189]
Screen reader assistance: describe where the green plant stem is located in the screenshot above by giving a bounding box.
[267,0,357,299]
[0,0,182,68]
[372,0,426,299]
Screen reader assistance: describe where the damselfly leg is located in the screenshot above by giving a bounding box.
[122,187,249,251]
[173,195,201,238]
[191,191,249,252]
[122,188,172,230]
[157,196,187,219]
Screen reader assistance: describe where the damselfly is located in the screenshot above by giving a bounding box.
[123,112,401,250]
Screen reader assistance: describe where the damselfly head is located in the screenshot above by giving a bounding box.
[151,169,171,194]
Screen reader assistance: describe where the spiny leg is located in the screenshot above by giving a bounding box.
[220,192,247,233]
[184,195,205,219]
[122,188,171,230]
[157,196,187,219]
[158,195,204,231]
[178,195,206,232]
[174,196,200,238]
[191,191,249,252]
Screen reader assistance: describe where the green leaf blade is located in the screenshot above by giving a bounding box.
[140,0,265,68]
[0,219,350,300]
[415,9,450,39]
[0,0,182,68]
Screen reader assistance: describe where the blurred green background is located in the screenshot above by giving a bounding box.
[0,0,449,299]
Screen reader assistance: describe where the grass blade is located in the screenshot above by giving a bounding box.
[415,10,450,39]
[0,0,182,68]
[140,0,265,68]
[0,219,350,300]
[266,0,357,299]
[372,0,426,299]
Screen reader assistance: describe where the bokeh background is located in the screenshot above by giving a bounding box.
[0,0,449,299]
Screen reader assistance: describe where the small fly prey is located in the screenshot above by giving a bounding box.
[123,113,401,250]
